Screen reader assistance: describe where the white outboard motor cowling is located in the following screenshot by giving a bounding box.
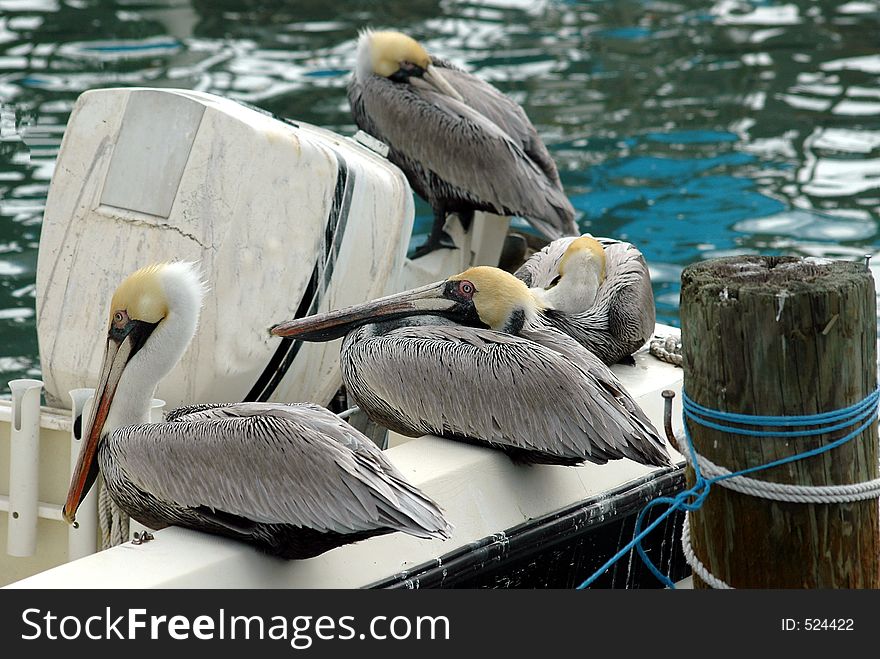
[36,88,414,410]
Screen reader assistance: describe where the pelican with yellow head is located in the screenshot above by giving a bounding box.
[63,262,451,559]
[515,234,657,365]
[271,265,671,468]
[349,29,578,257]
[531,235,608,312]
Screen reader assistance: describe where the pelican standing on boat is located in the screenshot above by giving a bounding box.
[63,262,451,560]
[515,235,656,365]
[271,266,671,467]
[348,29,578,257]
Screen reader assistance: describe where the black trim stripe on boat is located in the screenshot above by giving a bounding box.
[243,150,355,402]
[366,466,689,589]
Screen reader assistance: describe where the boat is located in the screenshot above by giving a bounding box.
[1,88,687,589]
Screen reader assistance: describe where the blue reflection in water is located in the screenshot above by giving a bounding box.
[303,69,349,78]
[595,27,653,41]
[75,40,181,53]
[566,142,786,323]
[645,131,739,145]
[601,153,756,182]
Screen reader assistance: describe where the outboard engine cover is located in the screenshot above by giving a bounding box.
[36,88,414,409]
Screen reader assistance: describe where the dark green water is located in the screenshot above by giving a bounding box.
[1,0,879,388]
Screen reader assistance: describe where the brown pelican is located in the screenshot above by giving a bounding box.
[63,262,451,560]
[348,29,578,257]
[514,235,656,365]
[271,266,671,468]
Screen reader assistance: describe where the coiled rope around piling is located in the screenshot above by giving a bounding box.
[680,514,731,589]
[576,387,880,590]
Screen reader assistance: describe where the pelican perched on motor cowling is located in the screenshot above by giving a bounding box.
[515,235,656,366]
[348,29,578,257]
[271,266,671,468]
[63,262,451,560]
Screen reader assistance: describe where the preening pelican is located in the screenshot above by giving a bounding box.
[515,235,656,365]
[348,29,578,256]
[271,267,671,468]
[63,262,451,560]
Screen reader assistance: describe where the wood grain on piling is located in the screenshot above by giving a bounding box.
[680,256,879,588]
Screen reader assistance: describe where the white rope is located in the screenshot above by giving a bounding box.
[678,437,880,503]
[650,334,682,366]
[680,512,732,589]
[677,431,880,588]
[98,480,130,549]
[674,386,880,588]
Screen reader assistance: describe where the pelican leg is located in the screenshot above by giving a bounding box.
[411,209,457,259]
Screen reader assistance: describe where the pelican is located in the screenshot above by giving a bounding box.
[348,29,578,257]
[63,262,451,560]
[514,235,656,366]
[271,266,671,468]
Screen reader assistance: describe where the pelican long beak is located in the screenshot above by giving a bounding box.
[270,279,457,341]
[422,64,464,102]
[62,334,135,525]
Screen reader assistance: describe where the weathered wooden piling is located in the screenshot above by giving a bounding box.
[680,255,879,588]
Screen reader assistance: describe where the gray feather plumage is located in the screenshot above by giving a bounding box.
[340,323,670,467]
[98,402,451,554]
[348,58,577,239]
[515,236,657,364]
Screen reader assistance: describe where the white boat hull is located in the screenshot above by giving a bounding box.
[2,334,685,589]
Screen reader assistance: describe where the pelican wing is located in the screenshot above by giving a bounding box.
[600,240,656,345]
[351,74,576,238]
[521,325,659,433]
[342,325,670,466]
[103,402,450,538]
[430,58,563,186]
[164,402,234,422]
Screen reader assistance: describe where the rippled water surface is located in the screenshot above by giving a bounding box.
[1,0,879,386]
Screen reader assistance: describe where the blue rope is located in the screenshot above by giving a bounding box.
[682,391,879,438]
[576,387,880,590]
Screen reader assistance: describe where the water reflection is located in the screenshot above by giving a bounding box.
[0,0,879,383]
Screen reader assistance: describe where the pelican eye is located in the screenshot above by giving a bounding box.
[389,61,426,82]
[403,61,424,73]
[458,280,475,298]
[111,310,130,329]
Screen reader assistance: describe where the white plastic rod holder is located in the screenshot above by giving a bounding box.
[150,398,166,423]
[470,212,511,267]
[6,378,44,557]
[67,388,98,560]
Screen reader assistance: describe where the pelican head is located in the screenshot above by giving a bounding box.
[541,235,606,312]
[63,261,205,524]
[446,267,543,332]
[271,266,543,342]
[355,29,464,102]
